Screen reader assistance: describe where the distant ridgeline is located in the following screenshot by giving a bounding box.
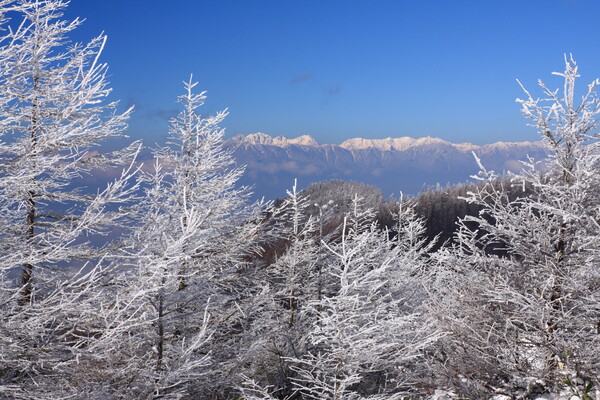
[224,132,549,200]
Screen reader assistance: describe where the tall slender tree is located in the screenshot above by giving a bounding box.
[88,78,267,399]
[0,1,139,397]
[429,57,600,398]
[0,0,138,302]
[245,181,325,396]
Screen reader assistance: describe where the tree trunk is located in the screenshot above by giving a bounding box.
[21,76,39,305]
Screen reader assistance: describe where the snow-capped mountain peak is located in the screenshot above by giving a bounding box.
[339,136,457,151]
[234,132,319,147]
[241,132,275,145]
[274,134,319,146]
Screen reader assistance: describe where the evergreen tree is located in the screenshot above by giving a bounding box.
[429,57,600,398]
[0,1,138,396]
[91,78,266,399]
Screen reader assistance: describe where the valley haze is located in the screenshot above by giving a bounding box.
[225,132,548,200]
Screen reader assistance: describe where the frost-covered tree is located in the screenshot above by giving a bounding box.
[278,200,441,400]
[0,0,138,300]
[242,180,326,396]
[80,187,213,399]
[0,1,139,397]
[268,181,321,328]
[86,78,267,399]
[429,57,600,398]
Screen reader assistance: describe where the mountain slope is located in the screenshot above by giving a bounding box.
[225,133,548,200]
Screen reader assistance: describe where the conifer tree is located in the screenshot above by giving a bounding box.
[430,57,600,397]
[0,0,138,300]
[0,1,138,396]
[251,200,441,400]
[90,78,267,399]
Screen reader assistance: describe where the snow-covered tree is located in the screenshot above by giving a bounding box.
[280,200,441,400]
[267,181,321,327]
[0,1,139,397]
[80,187,213,399]
[85,78,268,399]
[429,57,600,398]
[0,0,138,300]
[242,180,326,396]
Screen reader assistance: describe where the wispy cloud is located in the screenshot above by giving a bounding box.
[123,96,137,111]
[147,108,180,121]
[324,84,341,97]
[291,73,314,85]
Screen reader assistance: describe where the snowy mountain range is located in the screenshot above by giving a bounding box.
[224,133,549,200]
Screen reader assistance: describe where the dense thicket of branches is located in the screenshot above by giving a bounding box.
[0,2,599,400]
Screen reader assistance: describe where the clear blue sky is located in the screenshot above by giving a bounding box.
[64,0,600,145]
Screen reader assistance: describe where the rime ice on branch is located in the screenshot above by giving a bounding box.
[429,56,600,397]
[0,0,139,397]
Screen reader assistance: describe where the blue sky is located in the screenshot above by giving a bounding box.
[64,0,600,145]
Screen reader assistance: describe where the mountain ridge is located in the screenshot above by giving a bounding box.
[225,133,548,200]
[230,132,543,152]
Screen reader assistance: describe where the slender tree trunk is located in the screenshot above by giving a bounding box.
[21,76,39,305]
[156,289,164,371]
[21,192,35,304]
